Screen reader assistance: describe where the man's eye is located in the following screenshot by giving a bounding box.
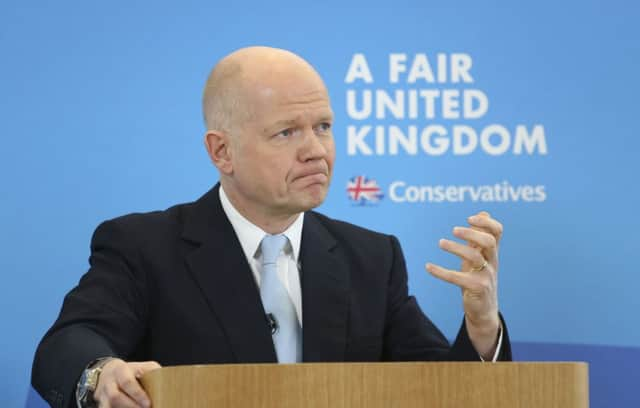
[316,122,332,132]
[277,129,292,138]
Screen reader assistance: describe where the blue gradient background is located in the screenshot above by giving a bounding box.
[2,1,639,407]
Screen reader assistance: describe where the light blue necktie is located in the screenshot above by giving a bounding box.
[259,234,301,363]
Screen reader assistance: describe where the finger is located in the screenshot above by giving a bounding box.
[438,239,485,268]
[115,366,151,408]
[453,227,497,256]
[467,215,495,240]
[98,381,139,408]
[111,392,141,408]
[426,263,473,289]
[130,361,162,379]
[466,223,495,262]
[468,213,503,242]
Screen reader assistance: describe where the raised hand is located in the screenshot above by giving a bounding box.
[426,211,503,359]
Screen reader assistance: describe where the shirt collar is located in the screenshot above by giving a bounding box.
[219,185,304,262]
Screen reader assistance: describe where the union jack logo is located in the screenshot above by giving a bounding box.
[347,176,384,204]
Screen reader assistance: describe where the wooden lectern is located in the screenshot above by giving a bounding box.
[140,362,588,407]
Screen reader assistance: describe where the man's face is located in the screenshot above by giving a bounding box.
[227,71,335,219]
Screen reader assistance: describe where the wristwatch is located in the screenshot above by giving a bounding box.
[76,357,114,408]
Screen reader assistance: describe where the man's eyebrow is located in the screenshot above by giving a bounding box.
[317,114,334,122]
[263,119,297,134]
[265,114,334,133]
[272,119,298,128]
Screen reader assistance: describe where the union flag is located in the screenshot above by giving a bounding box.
[347,176,384,204]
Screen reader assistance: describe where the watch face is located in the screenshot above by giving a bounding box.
[77,358,112,407]
[77,366,99,405]
[76,370,90,401]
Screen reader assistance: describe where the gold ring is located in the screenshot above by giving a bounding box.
[471,260,488,272]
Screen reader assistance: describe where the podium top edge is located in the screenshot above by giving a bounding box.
[144,361,589,371]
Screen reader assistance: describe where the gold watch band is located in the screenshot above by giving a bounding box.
[76,357,115,408]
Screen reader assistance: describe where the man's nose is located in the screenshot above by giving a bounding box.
[299,127,328,162]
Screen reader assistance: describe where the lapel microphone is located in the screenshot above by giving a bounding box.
[266,313,279,334]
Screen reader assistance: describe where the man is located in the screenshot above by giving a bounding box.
[32,46,511,408]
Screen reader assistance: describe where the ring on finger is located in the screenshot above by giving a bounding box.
[471,260,488,272]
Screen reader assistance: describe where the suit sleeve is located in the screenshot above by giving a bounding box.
[382,235,512,361]
[31,219,149,408]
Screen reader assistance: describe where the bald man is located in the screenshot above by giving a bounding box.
[32,47,511,408]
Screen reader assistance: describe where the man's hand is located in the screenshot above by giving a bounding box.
[425,211,503,359]
[93,359,161,408]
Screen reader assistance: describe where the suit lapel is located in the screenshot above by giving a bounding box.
[182,184,277,363]
[300,213,350,362]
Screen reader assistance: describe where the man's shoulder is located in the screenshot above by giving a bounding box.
[91,199,199,246]
[102,201,192,229]
[307,210,393,244]
[305,211,402,272]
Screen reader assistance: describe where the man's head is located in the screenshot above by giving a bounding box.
[203,46,335,231]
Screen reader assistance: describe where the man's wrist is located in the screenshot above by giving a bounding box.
[465,313,501,359]
[465,313,500,336]
[76,357,115,408]
[477,321,503,362]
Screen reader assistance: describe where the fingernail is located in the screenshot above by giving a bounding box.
[438,238,446,247]
[453,227,463,235]
[468,216,477,223]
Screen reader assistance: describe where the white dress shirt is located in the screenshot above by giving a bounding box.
[219,186,303,326]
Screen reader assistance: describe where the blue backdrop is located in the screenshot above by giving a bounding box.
[2,1,639,407]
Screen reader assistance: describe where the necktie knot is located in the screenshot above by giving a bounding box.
[260,234,288,267]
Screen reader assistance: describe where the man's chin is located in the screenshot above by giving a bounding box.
[291,188,329,212]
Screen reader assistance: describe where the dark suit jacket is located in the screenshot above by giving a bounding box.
[32,184,511,408]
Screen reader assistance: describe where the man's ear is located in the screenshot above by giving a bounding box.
[204,130,233,174]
